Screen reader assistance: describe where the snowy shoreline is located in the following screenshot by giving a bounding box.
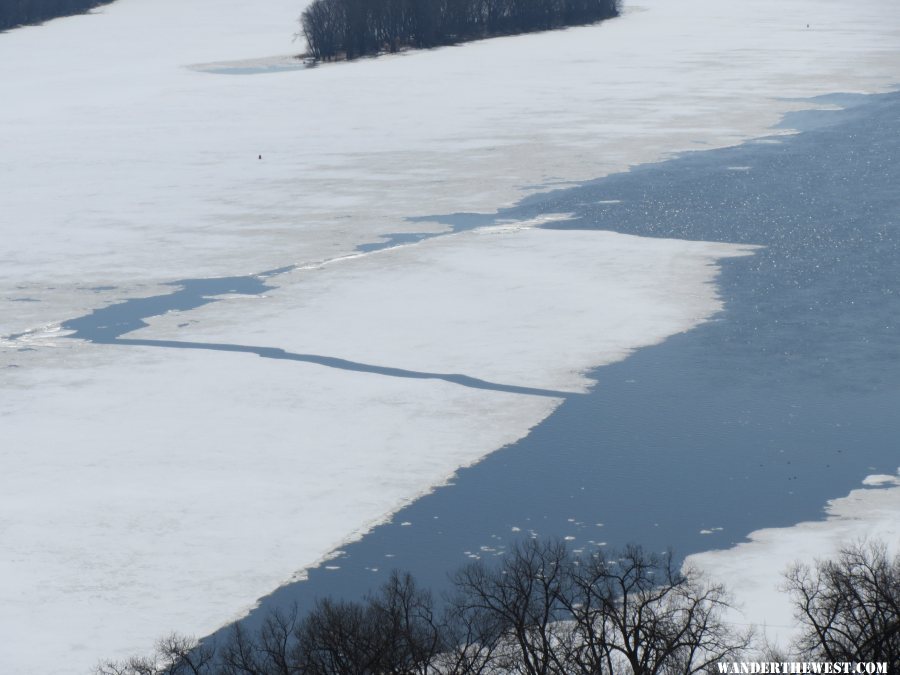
[688,472,900,648]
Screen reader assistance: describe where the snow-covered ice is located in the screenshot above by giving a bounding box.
[2,229,749,673]
[1,0,900,672]
[687,472,900,648]
[2,0,900,335]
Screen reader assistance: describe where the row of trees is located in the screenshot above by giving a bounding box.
[99,542,747,675]
[97,540,899,675]
[300,0,620,61]
[0,0,113,31]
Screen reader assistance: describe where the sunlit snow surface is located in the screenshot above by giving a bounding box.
[1,0,900,672]
[688,471,900,647]
[2,228,750,673]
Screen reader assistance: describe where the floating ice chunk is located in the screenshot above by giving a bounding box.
[862,473,900,486]
[699,527,724,535]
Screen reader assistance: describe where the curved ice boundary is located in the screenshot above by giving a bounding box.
[0,225,753,674]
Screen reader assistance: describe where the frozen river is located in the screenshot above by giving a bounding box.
[3,1,899,669]
[217,89,900,635]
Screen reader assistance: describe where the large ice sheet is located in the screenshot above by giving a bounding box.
[2,0,899,335]
[1,228,749,673]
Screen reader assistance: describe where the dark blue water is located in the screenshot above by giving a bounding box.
[209,90,900,636]
[59,275,278,343]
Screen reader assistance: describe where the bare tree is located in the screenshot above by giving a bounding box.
[96,634,216,675]
[785,540,900,670]
[219,622,270,675]
[451,538,574,674]
[368,571,445,674]
[563,545,752,675]
[301,0,346,60]
[438,592,506,674]
[98,539,752,675]
[297,572,444,674]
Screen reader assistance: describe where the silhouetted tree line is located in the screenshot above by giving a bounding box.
[98,541,750,675]
[97,539,899,675]
[300,0,620,61]
[0,0,114,31]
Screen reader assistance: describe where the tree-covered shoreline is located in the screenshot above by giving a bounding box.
[0,0,114,32]
[301,0,620,62]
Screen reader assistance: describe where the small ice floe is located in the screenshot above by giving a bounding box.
[206,293,268,301]
[727,166,752,171]
[595,199,622,205]
[862,472,900,487]
[400,521,412,527]
[564,536,576,541]
[324,565,340,570]
[479,213,576,235]
[4,323,73,349]
[699,527,724,535]
[511,526,521,532]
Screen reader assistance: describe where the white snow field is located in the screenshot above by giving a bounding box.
[2,0,900,335]
[1,0,899,672]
